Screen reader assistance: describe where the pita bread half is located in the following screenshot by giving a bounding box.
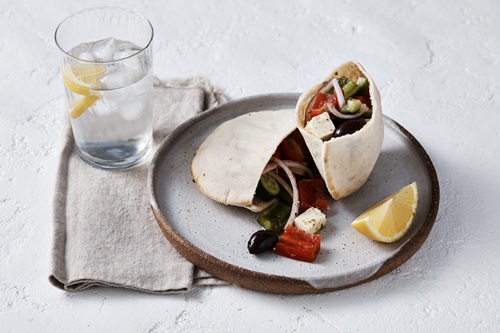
[191,109,297,211]
[295,61,384,200]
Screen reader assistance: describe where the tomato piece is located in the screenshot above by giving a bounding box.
[311,92,338,110]
[298,179,328,213]
[272,147,282,159]
[311,92,327,109]
[278,130,310,162]
[287,128,307,143]
[274,226,321,262]
[306,93,338,121]
[353,95,371,108]
[279,139,306,161]
[326,93,338,109]
[308,109,327,119]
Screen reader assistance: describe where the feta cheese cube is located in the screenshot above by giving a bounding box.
[305,112,335,140]
[294,207,326,234]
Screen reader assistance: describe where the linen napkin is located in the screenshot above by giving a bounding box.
[50,77,228,294]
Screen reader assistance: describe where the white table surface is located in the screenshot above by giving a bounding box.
[2,0,499,331]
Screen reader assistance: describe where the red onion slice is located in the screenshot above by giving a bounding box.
[262,162,278,174]
[331,78,345,108]
[249,198,278,212]
[283,160,313,178]
[327,102,364,119]
[263,160,312,178]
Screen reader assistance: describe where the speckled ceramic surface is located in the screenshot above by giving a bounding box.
[148,93,439,294]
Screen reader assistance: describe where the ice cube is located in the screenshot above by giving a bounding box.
[67,42,89,58]
[112,51,132,60]
[92,37,119,62]
[100,57,147,89]
[120,100,144,121]
[100,84,130,109]
[112,43,140,60]
[78,52,95,61]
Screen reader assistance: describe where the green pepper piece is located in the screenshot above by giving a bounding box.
[257,201,291,234]
[279,189,293,206]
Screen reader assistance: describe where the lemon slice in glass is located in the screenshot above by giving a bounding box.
[68,95,100,119]
[62,64,105,95]
[351,181,418,243]
[62,64,105,118]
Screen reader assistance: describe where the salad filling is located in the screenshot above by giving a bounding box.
[191,109,329,262]
[248,129,328,262]
[304,75,372,141]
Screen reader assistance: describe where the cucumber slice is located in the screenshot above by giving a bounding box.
[255,173,281,201]
[257,201,292,234]
[340,98,362,114]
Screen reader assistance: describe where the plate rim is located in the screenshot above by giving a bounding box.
[147,93,440,294]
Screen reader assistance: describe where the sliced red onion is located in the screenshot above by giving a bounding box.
[263,160,312,178]
[271,157,299,228]
[327,102,364,119]
[287,167,307,176]
[331,78,345,108]
[283,160,313,178]
[250,198,278,212]
[262,162,278,174]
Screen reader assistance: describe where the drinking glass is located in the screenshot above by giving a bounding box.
[55,7,154,170]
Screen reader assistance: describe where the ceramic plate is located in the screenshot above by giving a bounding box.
[148,93,439,294]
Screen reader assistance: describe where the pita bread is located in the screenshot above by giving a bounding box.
[295,61,384,199]
[191,109,297,211]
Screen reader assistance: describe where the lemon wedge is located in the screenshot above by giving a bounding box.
[351,181,418,243]
[62,64,104,96]
[62,64,105,118]
[68,95,99,119]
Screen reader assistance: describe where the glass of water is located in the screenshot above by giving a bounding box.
[55,7,154,170]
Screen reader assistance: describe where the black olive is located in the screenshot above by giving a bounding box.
[332,117,346,129]
[333,118,366,138]
[247,230,279,254]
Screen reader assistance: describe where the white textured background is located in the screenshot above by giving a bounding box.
[1,0,499,332]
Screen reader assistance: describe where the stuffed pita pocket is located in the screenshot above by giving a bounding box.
[295,61,384,200]
[191,109,298,212]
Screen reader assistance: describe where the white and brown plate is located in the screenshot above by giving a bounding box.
[147,93,439,294]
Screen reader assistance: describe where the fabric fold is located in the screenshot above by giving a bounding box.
[50,78,228,294]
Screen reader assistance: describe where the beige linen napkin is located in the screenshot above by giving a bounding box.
[50,78,227,294]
